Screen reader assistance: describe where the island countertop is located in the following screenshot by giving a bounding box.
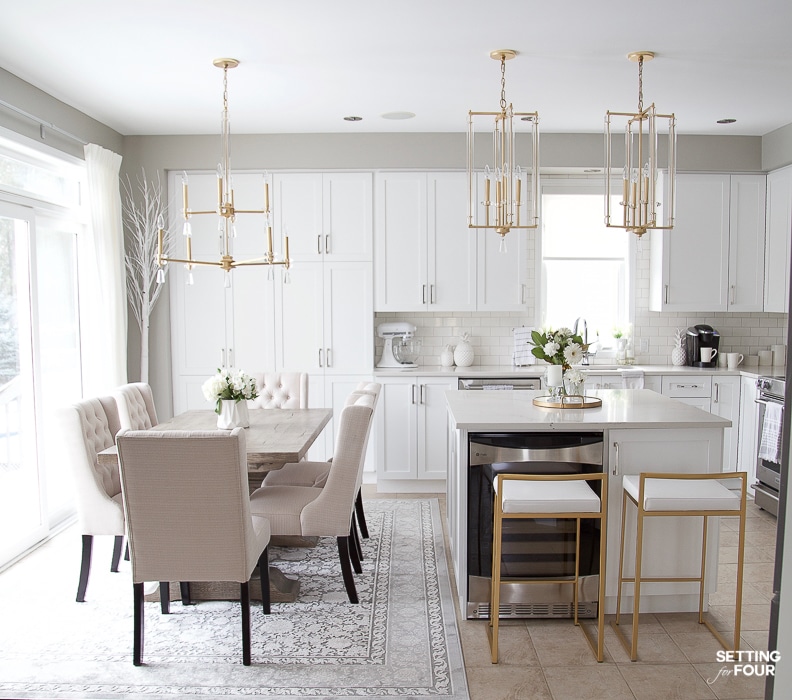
[445,388,732,431]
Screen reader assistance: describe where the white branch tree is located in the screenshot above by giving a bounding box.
[121,170,173,383]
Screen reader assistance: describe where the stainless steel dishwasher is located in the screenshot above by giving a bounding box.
[458,376,543,391]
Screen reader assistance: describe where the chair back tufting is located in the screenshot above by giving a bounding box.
[248,372,308,409]
[114,382,159,430]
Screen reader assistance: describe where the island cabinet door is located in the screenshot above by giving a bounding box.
[604,428,725,613]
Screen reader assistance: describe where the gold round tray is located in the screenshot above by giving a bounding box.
[532,395,603,409]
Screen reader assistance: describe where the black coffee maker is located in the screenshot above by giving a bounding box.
[686,324,720,367]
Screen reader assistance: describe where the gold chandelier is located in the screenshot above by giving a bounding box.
[604,51,677,238]
[157,58,290,287]
[467,50,539,252]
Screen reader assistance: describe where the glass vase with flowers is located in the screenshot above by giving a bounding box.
[528,328,585,400]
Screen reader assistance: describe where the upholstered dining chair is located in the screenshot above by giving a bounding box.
[59,396,125,602]
[261,383,381,542]
[115,428,271,666]
[113,382,158,430]
[247,372,308,409]
[249,393,376,603]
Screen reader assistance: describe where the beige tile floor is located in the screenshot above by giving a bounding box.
[364,486,777,700]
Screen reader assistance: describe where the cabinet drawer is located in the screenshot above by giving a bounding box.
[662,376,712,398]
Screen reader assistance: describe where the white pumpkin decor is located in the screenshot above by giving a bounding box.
[440,344,455,367]
[454,332,474,367]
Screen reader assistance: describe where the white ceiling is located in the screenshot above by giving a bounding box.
[1,0,791,137]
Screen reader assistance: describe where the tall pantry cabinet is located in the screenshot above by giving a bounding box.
[168,170,374,458]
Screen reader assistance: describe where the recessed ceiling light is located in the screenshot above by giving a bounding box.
[344,116,363,122]
[717,118,737,124]
[381,111,416,120]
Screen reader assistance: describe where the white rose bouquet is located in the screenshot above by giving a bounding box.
[201,368,259,414]
[528,328,585,368]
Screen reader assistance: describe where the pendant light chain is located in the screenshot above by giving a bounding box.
[500,55,508,112]
[637,55,644,113]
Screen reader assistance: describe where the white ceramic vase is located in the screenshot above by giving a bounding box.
[217,399,250,429]
[454,334,474,367]
[440,345,455,367]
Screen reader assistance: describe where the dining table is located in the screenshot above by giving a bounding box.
[98,406,333,603]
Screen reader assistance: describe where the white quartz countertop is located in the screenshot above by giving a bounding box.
[445,388,732,431]
[376,363,778,379]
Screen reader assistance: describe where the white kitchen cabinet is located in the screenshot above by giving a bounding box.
[374,172,476,311]
[271,172,372,262]
[764,165,792,312]
[649,173,766,312]
[169,172,277,412]
[376,378,455,488]
[606,429,725,611]
[710,376,740,472]
[737,375,759,492]
[275,260,373,376]
[169,171,372,414]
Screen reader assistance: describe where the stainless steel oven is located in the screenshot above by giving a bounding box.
[755,375,785,517]
[466,431,604,619]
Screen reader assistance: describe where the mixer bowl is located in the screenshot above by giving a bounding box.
[393,339,422,365]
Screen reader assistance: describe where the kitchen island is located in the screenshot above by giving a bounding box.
[446,388,733,618]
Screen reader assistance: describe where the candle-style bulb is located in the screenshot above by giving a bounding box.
[156,268,165,284]
[186,269,194,286]
[182,221,192,238]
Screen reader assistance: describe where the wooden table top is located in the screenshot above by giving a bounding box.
[98,408,333,473]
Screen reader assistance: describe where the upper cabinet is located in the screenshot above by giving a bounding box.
[374,172,476,311]
[649,173,766,312]
[272,172,373,262]
[764,165,792,313]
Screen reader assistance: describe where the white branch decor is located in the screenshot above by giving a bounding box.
[121,170,173,383]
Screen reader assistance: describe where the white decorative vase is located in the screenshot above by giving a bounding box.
[671,328,687,366]
[454,334,474,367]
[441,344,455,368]
[217,400,250,429]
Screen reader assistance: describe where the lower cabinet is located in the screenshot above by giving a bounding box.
[737,376,759,492]
[605,428,725,613]
[710,376,741,472]
[375,378,455,490]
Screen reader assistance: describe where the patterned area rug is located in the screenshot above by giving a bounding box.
[0,499,468,699]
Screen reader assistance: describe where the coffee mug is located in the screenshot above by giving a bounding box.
[700,347,718,362]
[759,350,773,365]
[727,352,744,370]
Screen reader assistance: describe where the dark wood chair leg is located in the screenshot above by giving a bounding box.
[124,542,130,561]
[111,535,124,572]
[159,582,170,614]
[350,519,363,572]
[133,582,144,666]
[241,581,251,666]
[180,582,193,606]
[76,534,93,602]
[258,547,270,614]
[337,536,359,604]
[355,488,369,539]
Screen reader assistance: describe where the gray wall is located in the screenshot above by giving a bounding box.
[763,122,792,171]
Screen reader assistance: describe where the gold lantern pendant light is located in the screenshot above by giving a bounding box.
[604,51,677,239]
[467,50,540,253]
[157,58,291,288]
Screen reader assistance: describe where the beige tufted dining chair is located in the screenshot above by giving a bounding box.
[249,393,375,603]
[59,396,125,602]
[247,372,308,409]
[113,382,159,430]
[262,383,381,543]
[116,428,271,666]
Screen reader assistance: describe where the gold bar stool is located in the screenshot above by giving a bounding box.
[487,472,608,663]
[612,472,747,661]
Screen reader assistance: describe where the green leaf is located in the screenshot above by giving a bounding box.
[530,330,543,346]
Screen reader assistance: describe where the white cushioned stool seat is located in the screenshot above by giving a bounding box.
[623,475,741,512]
[498,479,601,514]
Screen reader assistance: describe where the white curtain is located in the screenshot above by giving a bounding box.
[81,143,127,395]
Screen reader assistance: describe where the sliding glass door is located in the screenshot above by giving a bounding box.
[0,203,82,567]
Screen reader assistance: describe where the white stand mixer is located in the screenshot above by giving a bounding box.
[376,322,421,368]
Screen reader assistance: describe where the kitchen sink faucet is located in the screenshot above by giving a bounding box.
[573,317,596,365]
